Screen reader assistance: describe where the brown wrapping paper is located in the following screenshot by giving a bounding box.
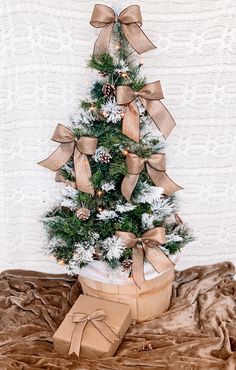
[79,268,175,322]
[53,295,132,358]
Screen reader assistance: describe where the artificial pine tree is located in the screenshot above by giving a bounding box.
[39,4,193,285]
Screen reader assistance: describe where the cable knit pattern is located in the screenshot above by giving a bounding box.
[0,0,235,272]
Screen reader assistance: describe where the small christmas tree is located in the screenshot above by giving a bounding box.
[39,5,193,287]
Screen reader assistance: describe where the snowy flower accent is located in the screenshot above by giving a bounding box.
[116,203,136,213]
[61,185,78,199]
[69,243,95,270]
[135,183,164,204]
[166,233,183,243]
[97,210,118,220]
[151,198,175,221]
[58,186,78,210]
[101,98,125,123]
[71,109,96,128]
[114,60,129,75]
[60,199,77,210]
[140,115,163,139]
[102,236,125,260]
[47,237,66,252]
[141,213,155,229]
[93,147,112,163]
[101,181,115,192]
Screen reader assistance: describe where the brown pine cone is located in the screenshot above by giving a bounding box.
[122,259,133,271]
[138,342,153,352]
[76,208,90,220]
[102,83,116,98]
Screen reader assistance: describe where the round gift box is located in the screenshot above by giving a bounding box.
[78,253,180,322]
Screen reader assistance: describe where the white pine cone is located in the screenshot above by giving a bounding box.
[76,208,91,220]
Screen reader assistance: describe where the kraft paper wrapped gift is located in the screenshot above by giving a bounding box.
[53,294,132,358]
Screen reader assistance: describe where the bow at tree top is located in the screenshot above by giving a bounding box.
[38,4,193,282]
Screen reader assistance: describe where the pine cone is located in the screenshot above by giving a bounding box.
[138,342,153,352]
[122,259,133,271]
[99,71,108,77]
[76,208,90,220]
[99,152,111,163]
[102,83,116,98]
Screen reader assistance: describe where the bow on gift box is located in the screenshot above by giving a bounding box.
[121,152,182,201]
[90,4,156,55]
[116,81,176,142]
[68,309,119,357]
[116,228,174,288]
[38,124,97,195]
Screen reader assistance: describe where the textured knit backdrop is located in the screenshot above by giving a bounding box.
[1,0,235,273]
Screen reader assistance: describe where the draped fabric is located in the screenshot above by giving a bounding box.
[0,262,235,369]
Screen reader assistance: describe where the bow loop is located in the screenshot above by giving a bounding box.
[118,5,142,25]
[90,4,116,27]
[116,228,174,288]
[117,81,175,142]
[38,124,97,195]
[90,4,156,55]
[121,152,182,202]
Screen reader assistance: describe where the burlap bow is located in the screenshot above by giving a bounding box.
[68,309,119,357]
[90,4,156,55]
[116,228,174,288]
[121,152,182,201]
[116,81,176,142]
[38,124,97,195]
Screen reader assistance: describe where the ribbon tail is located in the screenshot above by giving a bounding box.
[122,101,140,142]
[147,164,183,196]
[141,98,176,138]
[121,174,139,202]
[69,321,87,357]
[132,247,145,289]
[92,320,120,344]
[93,23,114,55]
[122,23,156,54]
[38,142,74,171]
[144,244,175,273]
[74,148,94,195]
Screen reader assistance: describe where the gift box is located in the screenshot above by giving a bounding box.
[53,294,132,358]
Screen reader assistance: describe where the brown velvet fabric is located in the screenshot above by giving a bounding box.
[0,262,235,370]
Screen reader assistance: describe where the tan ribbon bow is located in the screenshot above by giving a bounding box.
[116,228,174,288]
[90,4,156,55]
[68,309,119,357]
[116,81,176,142]
[121,152,182,201]
[38,124,97,195]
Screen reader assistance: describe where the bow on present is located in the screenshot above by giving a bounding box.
[38,124,97,195]
[116,228,174,288]
[90,4,156,55]
[116,81,176,142]
[121,152,182,201]
[68,309,119,357]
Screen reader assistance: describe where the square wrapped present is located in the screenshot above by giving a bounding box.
[53,294,132,358]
